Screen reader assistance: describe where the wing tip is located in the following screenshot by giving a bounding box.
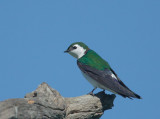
[118,92,142,99]
[134,93,142,99]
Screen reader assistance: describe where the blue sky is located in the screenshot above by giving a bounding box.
[0,0,160,119]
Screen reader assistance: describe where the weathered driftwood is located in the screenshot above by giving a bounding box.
[0,82,116,119]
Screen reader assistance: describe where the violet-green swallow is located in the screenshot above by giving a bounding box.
[65,42,141,99]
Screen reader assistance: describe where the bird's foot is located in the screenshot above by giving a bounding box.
[88,91,95,96]
[87,87,97,96]
[100,89,106,94]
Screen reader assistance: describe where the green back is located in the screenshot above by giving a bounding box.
[78,50,111,70]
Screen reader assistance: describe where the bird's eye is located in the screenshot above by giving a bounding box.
[73,46,77,49]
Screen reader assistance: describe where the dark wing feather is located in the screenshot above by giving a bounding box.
[110,68,132,91]
[77,61,141,99]
[110,68,141,99]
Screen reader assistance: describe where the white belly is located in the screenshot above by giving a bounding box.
[82,72,101,88]
[81,72,117,94]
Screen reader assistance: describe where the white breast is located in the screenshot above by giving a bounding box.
[82,72,100,88]
[81,72,117,94]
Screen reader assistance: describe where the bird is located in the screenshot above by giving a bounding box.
[64,42,141,99]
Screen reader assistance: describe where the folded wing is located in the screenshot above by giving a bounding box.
[77,61,141,99]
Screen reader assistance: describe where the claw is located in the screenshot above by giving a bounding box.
[88,91,95,96]
[87,87,97,96]
[100,89,106,94]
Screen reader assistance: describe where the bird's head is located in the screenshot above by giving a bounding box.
[64,42,89,59]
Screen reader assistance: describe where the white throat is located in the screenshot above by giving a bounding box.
[69,44,86,59]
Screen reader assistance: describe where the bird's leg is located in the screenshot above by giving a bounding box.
[102,89,105,94]
[98,89,106,94]
[88,87,97,96]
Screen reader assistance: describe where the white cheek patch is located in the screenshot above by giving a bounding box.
[70,44,86,59]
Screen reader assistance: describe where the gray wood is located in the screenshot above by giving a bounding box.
[0,82,116,119]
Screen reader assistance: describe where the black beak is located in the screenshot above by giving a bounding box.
[64,50,69,53]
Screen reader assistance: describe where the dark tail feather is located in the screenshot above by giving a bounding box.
[118,92,142,99]
[133,93,142,99]
[118,92,133,99]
